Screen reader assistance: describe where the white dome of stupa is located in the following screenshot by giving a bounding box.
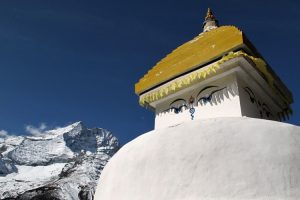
[95,117,300,200]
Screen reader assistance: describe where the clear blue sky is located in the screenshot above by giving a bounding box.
[0,0,299,144]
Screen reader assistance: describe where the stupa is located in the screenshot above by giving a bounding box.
[135,8,293,129]
[95,9,300,200]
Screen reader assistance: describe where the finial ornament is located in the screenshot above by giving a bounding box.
[203,8,219,32]
[205,8,215,21]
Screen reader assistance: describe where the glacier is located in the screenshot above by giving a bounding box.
[0,122,120,200]
[95,117,300,200]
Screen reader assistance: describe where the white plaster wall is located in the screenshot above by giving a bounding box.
[194,85,241,120]
[155,108,191,129]
[154,75,242,129]
[236,73,281,121]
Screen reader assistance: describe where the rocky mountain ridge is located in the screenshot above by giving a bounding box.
[0,122,120,200]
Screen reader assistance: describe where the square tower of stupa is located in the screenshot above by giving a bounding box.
[135,8,293,129]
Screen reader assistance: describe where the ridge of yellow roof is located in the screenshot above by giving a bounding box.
[135,26,245,95]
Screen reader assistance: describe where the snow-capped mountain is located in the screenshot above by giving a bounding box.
[0,122,120,200]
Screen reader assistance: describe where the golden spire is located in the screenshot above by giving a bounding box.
[205,8,216,21]
[203,8,219,32]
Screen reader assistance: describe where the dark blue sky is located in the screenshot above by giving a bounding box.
[0,0,299,144]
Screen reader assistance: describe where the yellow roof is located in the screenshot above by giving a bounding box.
[135,26,248,95]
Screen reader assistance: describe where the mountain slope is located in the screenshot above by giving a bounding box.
[0,122,120,200]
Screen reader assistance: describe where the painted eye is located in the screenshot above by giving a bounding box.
[197,86,218,104]
[197,86,225,105]
[201,96,212,104]
[244,87,256,104]
[262,104,272,118]
[169,99,187,114]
